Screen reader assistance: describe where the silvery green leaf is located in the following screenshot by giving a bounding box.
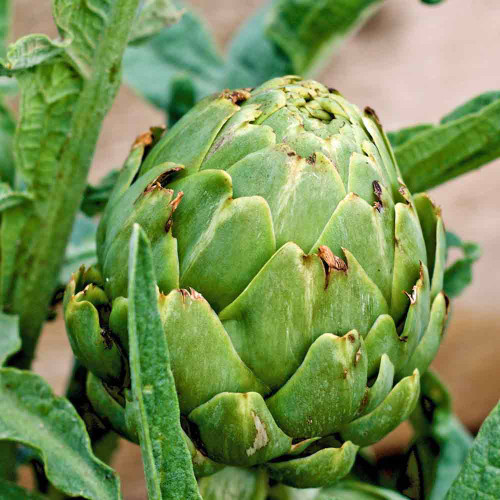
[0,368,121,499]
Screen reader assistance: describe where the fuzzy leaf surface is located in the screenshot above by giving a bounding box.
[128,224,201,499]
[0,368,121,499]
[446,400,500,499]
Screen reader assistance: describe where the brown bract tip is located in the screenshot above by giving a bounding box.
[403,287,417,305]
[144,181,162,194]
[355,350,362,366]
[132,131,154,150]
[364,106,382,127]
[170,191,184,211]
[222,88,252,105]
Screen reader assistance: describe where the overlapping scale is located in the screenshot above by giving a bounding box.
[228,145,346,252]
[64,77,451,486]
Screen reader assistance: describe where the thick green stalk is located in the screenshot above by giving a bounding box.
[9,0,139,368]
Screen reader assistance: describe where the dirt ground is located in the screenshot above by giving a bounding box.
[14,1,500,498]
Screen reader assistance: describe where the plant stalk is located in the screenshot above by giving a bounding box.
[9,0,139,368]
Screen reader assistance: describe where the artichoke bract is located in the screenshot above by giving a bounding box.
[64,76,448,487]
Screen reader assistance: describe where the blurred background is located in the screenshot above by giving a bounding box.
[14,1,500,498]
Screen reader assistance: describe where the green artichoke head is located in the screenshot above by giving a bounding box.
[64,76,448,488]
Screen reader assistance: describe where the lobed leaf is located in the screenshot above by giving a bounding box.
[394,91,500,192]
[0,368,121,500]
[1,0,141,367]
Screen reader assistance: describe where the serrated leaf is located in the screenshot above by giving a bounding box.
[446,400,500,499]
[395,91,500,192]
[129,0,181,44]
[0,480,48,500]
[128,224,201,499]
[0,368,121,499]
[3,0,140,368]
[123,4,224,109]
[0,312,20,366]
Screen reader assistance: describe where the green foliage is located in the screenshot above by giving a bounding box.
[446,400,500,498]
[0,0,142,368]
[444,231,481,298]
[124,6,224,109]
[393,91,500,192]
[127,224,201,499]
[124,0,384,111]
[0,0,498,498]
[0,368,121,499]
[0,311,19,366]
[408,372,472,499]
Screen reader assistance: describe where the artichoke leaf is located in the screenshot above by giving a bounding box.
[267,441,358,489]
[228,145,346,252]
[356,353,395,417]
[158,288,269,414]
[340,369,420,447]
[266,332,367,438]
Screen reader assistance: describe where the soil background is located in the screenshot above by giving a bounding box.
[14,1,500,498]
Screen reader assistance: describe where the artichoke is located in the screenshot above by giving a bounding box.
[64,76,448,488]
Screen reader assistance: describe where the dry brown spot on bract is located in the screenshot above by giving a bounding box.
[222,88,252,105]
[144,181,162,194]
[355,350,362,366]
[306,153,316,165]
[188,288,202,300]
[403,286,417,305]
[317,245,347,290]
[132,131,153,150]
[347,333,356,344]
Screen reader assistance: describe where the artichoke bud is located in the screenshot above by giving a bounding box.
[64,76,450,487]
